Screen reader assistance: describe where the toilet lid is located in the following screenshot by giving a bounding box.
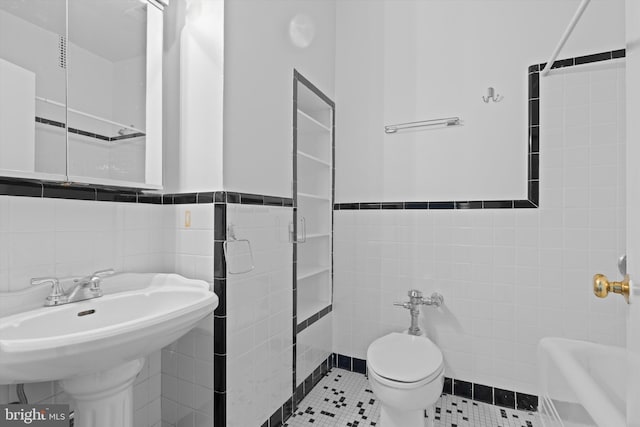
[367,332,443,383]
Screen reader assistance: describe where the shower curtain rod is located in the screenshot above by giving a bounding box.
[541,0,591,77]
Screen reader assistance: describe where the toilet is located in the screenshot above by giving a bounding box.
[367,331,444,427]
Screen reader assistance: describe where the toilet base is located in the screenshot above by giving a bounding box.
[379,404,434,427]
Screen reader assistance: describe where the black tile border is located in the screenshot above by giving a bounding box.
[209,191,294,207]
[0,179,45,198]
[494,387,516,409]
[328,353,539,413]
[334,199,541,211]
[445,376,538,412]
[332,353,368,376]
[453,379,473,399]
[334,49,624,212]
[516,391,539,412]
[43,183,96,200]
[443,377,453,394]
[213,391,226,427]
[473,383,493,405]
[213,202,228,427]
[0,182,295,208]
[296,305,332,334]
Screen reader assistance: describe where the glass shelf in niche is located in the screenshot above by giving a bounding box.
[297,150,331,167]
[297,265,330,281]
[297,109,331,132]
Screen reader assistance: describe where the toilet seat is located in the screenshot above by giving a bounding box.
[368,363,444,390]
[367,332,444,386]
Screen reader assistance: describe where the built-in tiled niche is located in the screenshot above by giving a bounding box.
[293,70,336,399]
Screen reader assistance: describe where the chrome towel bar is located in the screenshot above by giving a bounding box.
[384,117,461,134]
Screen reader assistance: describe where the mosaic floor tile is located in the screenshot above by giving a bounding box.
[285,369,540,427]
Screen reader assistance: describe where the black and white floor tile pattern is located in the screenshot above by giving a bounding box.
[287,369,380,427]
[286,369,540,427]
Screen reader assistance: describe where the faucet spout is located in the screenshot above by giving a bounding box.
[66,278,102,303]
[67,269,114,303]
[32,269,114,306]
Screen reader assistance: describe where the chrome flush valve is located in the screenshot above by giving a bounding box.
[394,289,444,336]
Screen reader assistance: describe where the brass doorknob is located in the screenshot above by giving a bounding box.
[593,273,630,304]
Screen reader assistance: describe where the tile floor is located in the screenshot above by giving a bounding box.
[286,369,540,427]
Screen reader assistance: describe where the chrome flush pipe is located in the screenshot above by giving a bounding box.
[394,290,444,336]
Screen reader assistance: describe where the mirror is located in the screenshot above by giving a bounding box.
[67,0,147,186]
[0,0,67,180]
[0,0,163,189]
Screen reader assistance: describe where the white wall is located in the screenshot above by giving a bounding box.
[109,140,146,183]
[67,42,114,126]
[1,9,66,176]
[163,0,225,194]
[163,0,337,197]
[1,8,143,133]
[0,9,65,107]
[225,204,293,427]
[223,0,336,198]
[162,0,184,193]
[113,56,146,131]
[335,0,625,202]
[333,59,627,395]
[0,59,35,172]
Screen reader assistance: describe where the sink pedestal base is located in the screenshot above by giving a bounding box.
[60,358,145,427]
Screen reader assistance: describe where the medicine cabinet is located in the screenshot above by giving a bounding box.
[0,0,164,189]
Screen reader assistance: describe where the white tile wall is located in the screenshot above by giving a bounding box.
[161,203,215,427]
[133,352,163,427]
[333,60,627,395]
[225,204,293,427]
[0,197,175,294]
[161,318,214,427]
[296,313,333,386]
[171,204,215,282]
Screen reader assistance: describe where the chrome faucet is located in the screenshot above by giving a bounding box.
[394,289,444,336]
[31,269,114,306]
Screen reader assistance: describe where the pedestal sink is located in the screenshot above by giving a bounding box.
[0,273,218,427]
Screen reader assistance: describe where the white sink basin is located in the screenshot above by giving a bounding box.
[0,272,218,384]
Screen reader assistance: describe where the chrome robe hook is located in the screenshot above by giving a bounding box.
[482,87,503,103]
